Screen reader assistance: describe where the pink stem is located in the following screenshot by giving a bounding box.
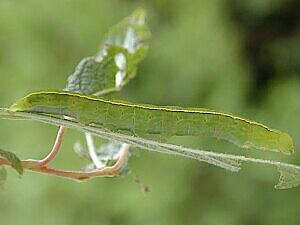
[31,145,129,180]
[22,126,66,168]
[38,126,66,166]
[0,135,130,180]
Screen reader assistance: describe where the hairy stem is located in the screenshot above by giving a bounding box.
[1,108,300,184]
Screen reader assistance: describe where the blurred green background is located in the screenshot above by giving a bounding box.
[0,0,299,225]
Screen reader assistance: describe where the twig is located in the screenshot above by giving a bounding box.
[0,139,130,180]
[22,126,66,168]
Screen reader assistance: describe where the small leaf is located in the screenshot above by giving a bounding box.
[97,8,150,58]
[275,164,300,189]
[65,55,117,95]
[65,47,123,95]
[0,149,23,175]
[65,8,150,95]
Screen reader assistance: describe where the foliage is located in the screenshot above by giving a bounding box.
[0,1,299,225]
[65,8,150,96]
[0,8,299,191]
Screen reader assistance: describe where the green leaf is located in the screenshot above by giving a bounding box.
[65,8,150,95]
[10,91,294,155]
[2,106,300,189]
[98,8,150,54]
[0,148,23,175]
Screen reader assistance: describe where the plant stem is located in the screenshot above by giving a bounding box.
[0,138,129,180]
[31,143,129,180]
[17,126,66,169]
[0,108,130,180]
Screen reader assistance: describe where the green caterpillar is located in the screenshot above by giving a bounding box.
[10,91,294,154]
